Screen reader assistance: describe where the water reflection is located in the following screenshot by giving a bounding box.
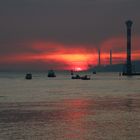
[0,97,140,139]
[0,99,95,140]
[60,99,95,139]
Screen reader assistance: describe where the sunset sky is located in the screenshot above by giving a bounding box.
[0,0,140,71]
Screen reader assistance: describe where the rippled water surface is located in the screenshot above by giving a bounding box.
[0,72,140,140]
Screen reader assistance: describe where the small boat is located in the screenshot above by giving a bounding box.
[70,70,74,75]
[48,70,56,77]
[71,74,81,79]
[81,75,90,80]
[25,73,32,80]
[93,71,96,74]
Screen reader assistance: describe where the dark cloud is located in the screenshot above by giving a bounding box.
[0,0,140,43]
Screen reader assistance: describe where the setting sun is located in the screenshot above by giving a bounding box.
[75,67,82,71]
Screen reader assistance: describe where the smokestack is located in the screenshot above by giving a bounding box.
[126,20,133,75]
[98,49,101,66]
[110,50,112,65]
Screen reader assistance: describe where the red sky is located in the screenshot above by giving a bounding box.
[0,36,140,71]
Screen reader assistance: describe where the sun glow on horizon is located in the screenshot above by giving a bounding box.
[75,67,82,71]
[42,53,95,70]
[1,38,140,70]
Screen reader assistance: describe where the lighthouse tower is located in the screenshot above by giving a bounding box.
[126,20,133,75]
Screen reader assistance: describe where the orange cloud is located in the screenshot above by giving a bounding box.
[0,37,140,70]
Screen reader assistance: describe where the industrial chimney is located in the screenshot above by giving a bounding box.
[110,50,112,65]
[98,49,101,66]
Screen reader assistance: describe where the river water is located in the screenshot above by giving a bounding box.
[0,72,140,140]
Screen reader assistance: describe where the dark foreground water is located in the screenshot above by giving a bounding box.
[0,72,140,140]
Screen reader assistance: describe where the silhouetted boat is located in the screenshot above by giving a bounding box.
[25,73,32,80]
[81,75,90,80]
[93,71,96,74]
[71,74,81,79]
[48,70,56,77]
[70,70,74,75]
